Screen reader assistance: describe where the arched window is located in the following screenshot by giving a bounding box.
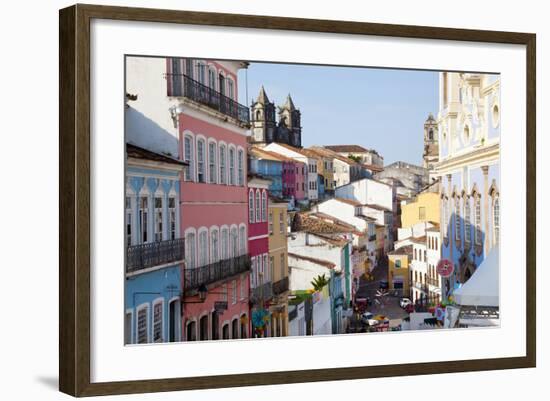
[210,229,219,263]
[230,227,238,257]
[184,135,194,181]
[208,142,217,184]
[219,145,226,184]
[429,129,434,140]
[221,228,229,260]
[154,195,163,242]
[255,190,261,222]
[227,79,235,100]
[414,249,417,260]
[197,61,206,84]
[168,197,177,240]
[474,194,482,246]
[455,196,461,242]
[262,190,267,222]
[493,195,500,245]
[239,226,246,255]
[198,230,208,267]
[229,147,235,185]
[249,190,255,223]
[237,149,244,186]
[185,232,196,269]
[208,67,216,89]
[197,139,206,183]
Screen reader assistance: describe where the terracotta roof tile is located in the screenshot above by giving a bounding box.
[288,253,336,269]
[127,143,188,166]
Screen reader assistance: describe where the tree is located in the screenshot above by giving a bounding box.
[348,154,361,163]
[311,274,330,291]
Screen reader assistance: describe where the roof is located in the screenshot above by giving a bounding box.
[295,213,363,236]
[324,145,370,153]
[126,143,188,166]
[364,203,392,212]
[288,253,336,269]
[270,143,316,159]
[388,245,413,256]
[361,163,384,173]
[249,146,296,163]
[334,197,363,206]
[425,224,441,233]
[255,86,271,104]
[410,236,427,244]
[309,212,368,232]
[309,146,358,166]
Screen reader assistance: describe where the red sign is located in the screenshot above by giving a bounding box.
[436,259,454,278]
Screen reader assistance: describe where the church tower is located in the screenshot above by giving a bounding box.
[278,94,302,148]
[250,86,276,145]
[423,113,439,170]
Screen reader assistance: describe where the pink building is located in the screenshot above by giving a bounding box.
[247,176,272,337]
[168,57,252,341]
[292,161,307,201]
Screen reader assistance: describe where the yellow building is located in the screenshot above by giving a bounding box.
[387,245,412,294]
[305,147,336,193]
[401,192,440,228]
[268,198,290,337]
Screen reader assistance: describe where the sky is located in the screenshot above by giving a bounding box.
[238,62,438,166]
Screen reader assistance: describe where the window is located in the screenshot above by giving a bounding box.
[199,315,208,341]
[240,314,247,338]
[198,231,208,266]
[208,68,216,89]
[474,195,482,245]
[139,196,148,243]
[154,196,163,242]
[184,135,193,181]
[210,229,219,263]
[269,211,273,235]
[125,312,132,344]
[221,228,229,260]
[153,301,163,343]
[186,320,197,341]
[222,324,229,340]
[256,190,261,222]
[232,280,237,304]
[219,145,226,184]
[126,196,132,246]
[227,79,235,100]
[229,148,235,185]
[262,191,267,222]
[232,319,239,339]
[208,142,217,183]
[230,227,238,257]
[424,250,427,261]
[240,276,246,300]
[197,62,206,84]
[249,190,255,223]
[279,212,284,234]
[237,150,244,186]
[419,207,426,220]
[197,139,206,183]
[185,232,196,269]
[169,197,176,240]
[493,196,500,245]
[464,198,471,244]
[221,284,228,302]
[395,259,401,268]
[414,249,417,260]
[269,256,274,280]
[239,226,246,255]
[264,254,270,282]
[455,196,461,242]
[280,254,286,278]
[137,306,149,344]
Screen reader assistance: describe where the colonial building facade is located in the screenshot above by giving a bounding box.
[434,72,500,298]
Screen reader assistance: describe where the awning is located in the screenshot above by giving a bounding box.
[453,246,499,307]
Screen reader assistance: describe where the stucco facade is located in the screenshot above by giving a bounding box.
[401,192,441,228]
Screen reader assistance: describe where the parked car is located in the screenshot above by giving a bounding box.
[400,298,412,308]
[361,312,378,326]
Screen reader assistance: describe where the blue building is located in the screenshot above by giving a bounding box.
[124,143,188,344]
[249,146,285,198]
[329,271,345,334]
[434,73,500,300]
[317,173,326,200]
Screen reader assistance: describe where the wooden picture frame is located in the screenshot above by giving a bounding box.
[59,3,536,397]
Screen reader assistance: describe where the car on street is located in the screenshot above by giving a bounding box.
[361,311,379,326]
[400,297,412,308]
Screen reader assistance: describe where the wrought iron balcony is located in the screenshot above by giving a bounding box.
[272,276,289,295]
[165,73,250,124]
[183,254,251,292]
[126,238,185,273]
[251,281,273,303]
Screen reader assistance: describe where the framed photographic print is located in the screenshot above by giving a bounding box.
[59,4,536,397]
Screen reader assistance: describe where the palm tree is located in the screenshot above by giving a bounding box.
[311,274,330,291]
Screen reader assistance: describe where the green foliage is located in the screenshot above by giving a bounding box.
[347,154,362,163]
[311,274,330,291]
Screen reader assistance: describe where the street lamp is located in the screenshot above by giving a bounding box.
[182,284,208,304]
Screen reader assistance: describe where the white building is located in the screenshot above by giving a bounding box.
[324,145,384,167]
[335,178,393,211]
[264,142,319,201]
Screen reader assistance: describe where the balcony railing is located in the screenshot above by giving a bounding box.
[165,73,250,124]
[126,238,185,274]
[413,282,429,293]
[426,277,439,287]
[251,281,273,303]
[272,277,289,295]
[184,254,251,292]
